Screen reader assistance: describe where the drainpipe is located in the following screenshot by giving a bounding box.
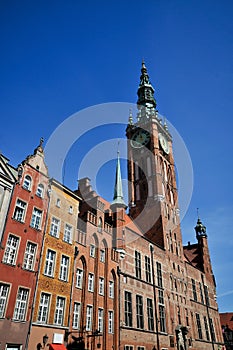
[150,244,160,350]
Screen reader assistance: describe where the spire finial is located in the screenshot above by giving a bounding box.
[137,61,157,115]
[111,146,127,209]
[195,211,207,239]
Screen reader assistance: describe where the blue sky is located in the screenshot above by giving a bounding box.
[0,0,232,312]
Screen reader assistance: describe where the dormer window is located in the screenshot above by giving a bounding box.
[23,175,32,191]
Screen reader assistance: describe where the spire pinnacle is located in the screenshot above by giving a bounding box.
[111,149,127,208]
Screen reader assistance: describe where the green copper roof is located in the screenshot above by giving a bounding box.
[111,151,127,208]
[137,60,157,109]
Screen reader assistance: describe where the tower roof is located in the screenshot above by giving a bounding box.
[137,60,157,109]
[195,217,207,238]
[111,150,127,208]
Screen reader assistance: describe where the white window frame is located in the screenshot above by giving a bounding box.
[44,249,56,277]
[76,269,83,289]
[90,244,95,258]
[37,292,50,323]
[13,199,27,222]
[23,175,32,191]
[109,280,114,298]
[108,310,114,333]
[100,249,105,262]
[23,241,37,270]
[13,287,29,321]
[99,277,104,295]
[73,302,81,329]
[3,234,19,265]
[59,255,69,281]
[30,207,42,230]
[64,223,73,243]
[98,308,104,332]
[88,273,94,292]
[36,183,44,198]
[86,305,93,331]
[54,296,65,326]
[0,283,10,318]
[50,217,60,238]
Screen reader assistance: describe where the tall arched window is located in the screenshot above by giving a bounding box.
[23,175,32,190]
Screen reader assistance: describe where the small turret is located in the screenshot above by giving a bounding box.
[195,217,207,240]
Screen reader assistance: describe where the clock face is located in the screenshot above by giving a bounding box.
[131,129,150,148]
[159,133,169,154]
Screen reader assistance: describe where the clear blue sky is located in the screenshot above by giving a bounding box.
[0,0,232,312]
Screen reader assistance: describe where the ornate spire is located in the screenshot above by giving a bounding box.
[111,149,127,208]
[195,214,207,239]
[34,137,44,155]
[137,60,157,109]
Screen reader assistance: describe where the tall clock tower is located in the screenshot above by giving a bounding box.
[126,61,182,251]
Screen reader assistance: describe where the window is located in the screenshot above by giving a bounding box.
[136,295,144,329]
[209,318,216,342]
[86,305,93,331]
[159,305,166,333]
[109,281,114,298]
[88,273,94,292]
[90,244,95,257]
[204,285,210,306]
[124,347,133,350]
[3,234,19,265]
[76,269,83,289]
[69,205,73,214]
[98,308,104,332]
[13,288,29,321]
[50,217,60,238]
[137,347,145,350]
[56,198,61,207]
[59,255,69,281]
[99,277,104,295]
[23,175,32,190]
[23,242,36,270]
[108,310,114,333]
[54,296,65,325]
[98,217,102,233]
[36,183,44,198]
[199,282,204,304]
[135,251,141,279]
[100,249,105,262]
[191,279,197,301]
[13,199,26,222]
[38,293,50,323]
[0,283,10,318]
[147,298,154,331]
[30,208,42,229]
[156,262,163,287]
[73,302,81,329]
[204,316,210,341]
[44,249,56,277]
[196,313,203,339]
[145,256,151,283]
[64,224,72,243]
[124,291,132,327]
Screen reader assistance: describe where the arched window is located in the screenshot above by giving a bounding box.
[98,217,103,233]
[36,184,44,198]
[23,175,32,190]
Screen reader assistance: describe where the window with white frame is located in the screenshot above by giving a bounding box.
[98,308,104,332]
[86,305,93,331]
[99,277,104,295]
[109,281,114,298]
[69,205,73,214]
[88,273,94,292]
[0,283,10,318]
[73,302,81,329]
[108,310,114,333]
[13,199,26,222]
[36,183,44,198]
[59,255,69,281]
[54,296,65,325]
[37,292,50,323]
[76,268,83,289]
[44,249,56,277]
[124,346,133,350]
[23,175,32,190]
[137,347,145,350]
[90,244,95,257]
[13,288,29,321]
[64,223,72,243]
[56,198,61,207]
[100,249,105,262]
[3,234,19,265]
[30,207,42,229]
[50,217,60,237]
[23,241,36,270]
